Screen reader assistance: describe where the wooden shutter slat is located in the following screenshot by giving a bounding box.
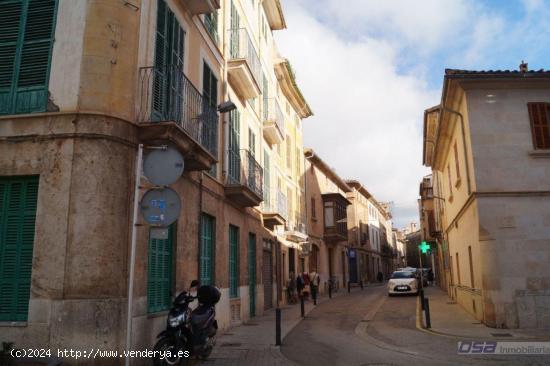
[0,176,38,321]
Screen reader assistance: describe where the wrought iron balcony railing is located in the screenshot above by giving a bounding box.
[226,149,263,198]
[228,28,261,88]
[263,98,285,135]
[137,65,219,157]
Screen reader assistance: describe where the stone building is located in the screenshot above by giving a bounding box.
[304,149,351,292]
[422,66,550,328]
[0,0,311,361]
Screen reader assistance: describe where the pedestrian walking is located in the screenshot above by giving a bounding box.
[309,269,320,302]
[427,270,434,286]
[287,272,297,303]
[296,272,305,298]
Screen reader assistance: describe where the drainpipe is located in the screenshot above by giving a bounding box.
[197,172,203,282]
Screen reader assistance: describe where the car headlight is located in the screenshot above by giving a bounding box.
[408,280,416,287]
[168,313,185,327]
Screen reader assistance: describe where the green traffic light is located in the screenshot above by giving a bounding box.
[419,241,431,254]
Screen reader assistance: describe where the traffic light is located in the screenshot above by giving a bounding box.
[419,241,431,254]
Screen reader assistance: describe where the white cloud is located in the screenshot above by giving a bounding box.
[275,0,550,227]
[276,1,436,227]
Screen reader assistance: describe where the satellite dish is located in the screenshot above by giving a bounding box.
[143,146,184,186]
[140,187,181,226]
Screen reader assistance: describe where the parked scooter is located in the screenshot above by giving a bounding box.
[153,280,221,366]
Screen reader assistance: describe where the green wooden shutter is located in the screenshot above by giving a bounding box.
[229,225,239,298]
[0,1,23,114]
[230,1,240,59]
[0,176,39,322]
[147,224,173,313]
[152,0,185,121]
[228,110,241,183]
[263,150,270,208]
[200,214,215,286]
[248,233,256,317]
[1,0,57,115]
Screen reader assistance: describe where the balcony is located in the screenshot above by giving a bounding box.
[262,98,285,145]
[285,211,308,243]
[262,0,286,30]
[262,189,287,229]
[137,65,218,171]
[227,28,261,99]
[225,149,263,207]
[322,193,351,243]
[181,0,220,15]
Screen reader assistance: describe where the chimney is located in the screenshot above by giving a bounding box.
[519,60,528,73]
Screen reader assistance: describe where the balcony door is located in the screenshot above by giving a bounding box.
[153,0,185,122]
[227,110,241,184]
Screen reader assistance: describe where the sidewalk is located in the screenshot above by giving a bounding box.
[203,284,380,366]
[419,286,550,340]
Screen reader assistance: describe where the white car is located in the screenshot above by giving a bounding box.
[387,271,418,296]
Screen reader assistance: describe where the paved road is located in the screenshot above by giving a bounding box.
[281,286,548,366]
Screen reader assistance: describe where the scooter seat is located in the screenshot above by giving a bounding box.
[191,306,214,328]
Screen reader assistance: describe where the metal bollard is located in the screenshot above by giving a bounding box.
[328,283,332,298]
[275,307,281,345]
[347,281,351,293]
[300,295,305,318]
[313,288,317,305]
[419,288,425,310]
[424,298,431,329]
[360,280,364,290]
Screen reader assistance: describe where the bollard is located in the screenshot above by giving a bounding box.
[347,281,351,293]
[300,295,305,318]
[275,307,281,345]
[419,288,425,310]
[328,283,332,298]
[424,298,431,329]
[312,287,317,305]
[360,280,364,290]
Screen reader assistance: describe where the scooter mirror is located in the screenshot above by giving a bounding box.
[190,280,199,288]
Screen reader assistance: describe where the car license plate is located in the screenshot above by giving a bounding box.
[397,286,407,290]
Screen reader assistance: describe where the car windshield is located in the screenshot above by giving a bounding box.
[390,271,415,279]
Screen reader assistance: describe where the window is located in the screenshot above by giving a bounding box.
[204,10,219,44]
[447,165,452,197]
[203,62,218,177]
[200,214,215,286]
[324,201,334,227]
[0,0,58,115]
[455,252,461,285]
[468,246,474,288]
[286,135,292,170]
[148,224,174,313]
[248,128,256,157]
[229,225,240,298]
[0,176,39,321]
[311,197,316,219]
[263,150,270,209]
[527,103,550,149]
[153,0,185,121]
[227,110,241,184]
[453,142,461,180]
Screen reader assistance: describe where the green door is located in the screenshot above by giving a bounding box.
[0,176,39,321]
[229,225,239,298]
[248,233,256,317]
[147,224,174,313]
[200,214,215,286]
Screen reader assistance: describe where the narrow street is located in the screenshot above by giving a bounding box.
[281,286,548,366]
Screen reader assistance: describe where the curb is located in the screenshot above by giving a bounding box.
[415,295,550,341]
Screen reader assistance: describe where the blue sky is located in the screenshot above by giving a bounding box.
[275,0,550,228]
